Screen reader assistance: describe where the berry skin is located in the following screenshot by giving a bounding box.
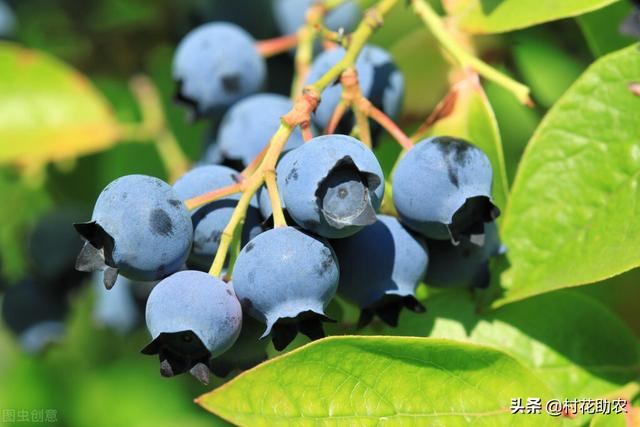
[1,281,68,354]
[92,273,144,335]
[232,227,339,351]
[331,215,429,327]
[218,94,307,166]
[173,22,266,117]
[272,0,360,37]
[392,136,500,243]
[279,135,384,238]
[209,313,269,377]
[306,45,404,132]
[425,221,503,289]
[172,165,263,270]
[142,270,242,384]
[74,175,193,289]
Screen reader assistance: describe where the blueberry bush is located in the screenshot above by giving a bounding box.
[1,0,640,426]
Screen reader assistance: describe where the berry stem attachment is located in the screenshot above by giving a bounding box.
[256,34,299,58]
[265,168,287,228]
[410,0,532,106]
[325,99,348,134]
[366,105,413,149]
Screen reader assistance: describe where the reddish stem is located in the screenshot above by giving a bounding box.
[325,100,349,134]
[301,123,314,141]
[367,105,413,149]
[184,183,243,211]
[256,34,299,58]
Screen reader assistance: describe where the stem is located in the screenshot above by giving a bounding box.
[325,99,349,134]
[366,105,413,149]
[301,123,314,141]
[223,222,243,281]
[353,106,372,148]
[265,169,287,227]
[155,132,190,183]
[411,0,532,105]
[241,143,270,178]
[256,34,299,57]
[185,183,243,211]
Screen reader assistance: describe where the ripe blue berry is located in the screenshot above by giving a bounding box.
[332,215,428,327]
[173,165,263,270]
[272,0,360,36]
[425,221,502,289]
[173,22,266,117]
[142,270,242,383]
[232,227,339,350]
[392,136,500,243]
[306,45,404,132]
[218,94,306,166]
[74,175,193,289]
[279,135,384,238]
[92,273,144,335]
[1,281,67,354]
[210,313,269,377]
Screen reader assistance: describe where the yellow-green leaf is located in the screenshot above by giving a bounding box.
[0,42,120,170]
[443,0,620,34]
[497,44,640,306]
[198,336,556,426]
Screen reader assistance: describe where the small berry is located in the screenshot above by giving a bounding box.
[272,0,360,37]
[0,1,16,37]
[142,270,242,384]
[173,165,262,270]
[173,22,266,117]
[232,227,339,350]
[279,135,384,238]
[392,136,500,243]
[332,215,428,327]
[74,175,193,289]
[218,94,308,167]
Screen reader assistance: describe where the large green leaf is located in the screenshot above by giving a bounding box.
[370,290,640,400]
[423,72,509,212]
[198,336,555,426]
[443,0,620,34]
[497,44,640,306]
[0,42,120,170]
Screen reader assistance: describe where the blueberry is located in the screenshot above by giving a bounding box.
[331,215,428,327]
[142,270,242,383]
[279,134,384,238]
[74,175,193,289]
[425,221,503,289]
[306,45,404,133]
[28,208,87,292]
[1,281,68,354]
[232,227,339,350]
[209,313,269,377]
[272,0,360,36]
[173,165,263,270]
[173,22,266,117]
[217,94,307,166]
[392,136,500,243]
[0,1,15,37]
[92,273,144,335]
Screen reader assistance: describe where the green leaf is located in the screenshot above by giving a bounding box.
[424,73,509,212]
[497,44,640,306]
[370,290,640,400]
[511,32,586,109]
[0,42,120,170]
[443,0,620,34]
[577,2,637,57]
[198,336,556,426]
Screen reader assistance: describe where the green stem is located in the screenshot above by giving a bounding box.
[411,0,532,105]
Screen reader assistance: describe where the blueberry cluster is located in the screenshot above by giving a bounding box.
[62,9,503,385]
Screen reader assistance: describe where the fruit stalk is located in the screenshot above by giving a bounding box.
[207,0,401,279]
[256,34,299,57]
[411,0,533,106]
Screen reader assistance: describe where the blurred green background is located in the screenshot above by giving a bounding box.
[0,0,638,426]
